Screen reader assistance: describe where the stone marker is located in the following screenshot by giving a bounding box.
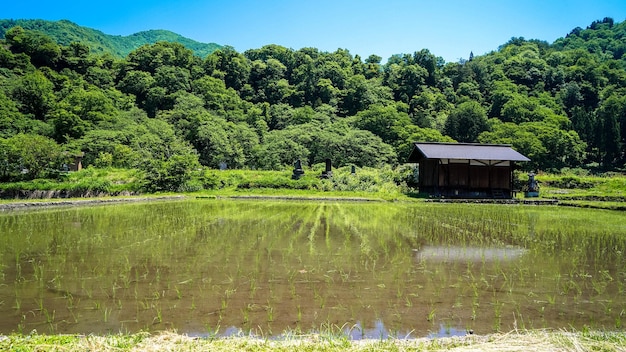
[321,159,332,179]
[524,172,539,197]
[292,159,305,180]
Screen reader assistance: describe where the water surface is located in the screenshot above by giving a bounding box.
[0,199,624,337]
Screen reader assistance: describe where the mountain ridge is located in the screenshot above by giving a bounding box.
[0,19,222,58]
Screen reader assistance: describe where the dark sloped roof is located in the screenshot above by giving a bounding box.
[407,142,530,162]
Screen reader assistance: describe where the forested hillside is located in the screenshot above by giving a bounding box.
[0,19,221,58]
[1,17,625,191]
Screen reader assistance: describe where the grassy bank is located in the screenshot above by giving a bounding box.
[2,166,626,207]
[0,165,414,201]
[535,171,626,209]
[2,330,626,351]
[0,168,143,199]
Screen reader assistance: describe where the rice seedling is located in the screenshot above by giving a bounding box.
[43,308,55,324]
[241,306,250,325]
[153,305,162,324]
[266,305,274,322]
[1,199,625,337]
[427,307,436,323]
[13,291,21,311]
[492,300,503,332]
[35,297,44,312]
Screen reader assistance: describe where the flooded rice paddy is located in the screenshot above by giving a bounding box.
[0,199,625,338]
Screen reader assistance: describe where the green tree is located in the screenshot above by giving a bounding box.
[126,42,195,74]
[5,26,61,67]
[116,70,155,109]
[191,76,248,121]
[160,92,207,139]
[500,95,543,124]
[58,42,92,73]
[204,46,250,91]
[0,91,30,137]
[68,128,139,168]
[352,103,412,144]
[0,44,33,72]
[194,116,259,168]
[396,125,455,162]
[154,65,191,94]
[340,74,392,117]
[364,54,382,79]
[478,120,547,170]
[558,82,584,114]
[502,45,548,88]
[487,81,517,118]
[384,57,428,103]
[0,133,65,180]
[525,122,586,170]
[140,153,200,192]
[51,108,86,142]
[596,95,623,167]
[307,122,397,167]
[569,106,595,150]
[252,130,310,170]
[59,87,117,125]
[444,101,489,142]
[479,119,586,171]
[11,70,56,119]
[412,49,438,86]
[247,58,293,104]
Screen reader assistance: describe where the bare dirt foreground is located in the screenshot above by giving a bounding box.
[1,330,626,351]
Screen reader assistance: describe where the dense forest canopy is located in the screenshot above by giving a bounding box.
[0,19,222,58]
[1,17,625,189]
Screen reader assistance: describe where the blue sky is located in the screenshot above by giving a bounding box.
[3,0,626,62]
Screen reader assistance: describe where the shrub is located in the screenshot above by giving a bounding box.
[545,176,595,189]
[140,154,200,192]
[177,180,204,192]
[0,134,67,181]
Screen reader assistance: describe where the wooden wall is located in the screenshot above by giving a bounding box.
[418,159,512,195]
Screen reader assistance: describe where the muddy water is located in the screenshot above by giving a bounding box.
[0,199,624,338]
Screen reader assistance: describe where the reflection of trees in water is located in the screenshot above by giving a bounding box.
[415,246,527,262]
[1,200,626,337]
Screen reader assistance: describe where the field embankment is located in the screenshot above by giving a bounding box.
[0,166,412,202]
[2,330,626,351]
[536,172,626,209]
[2,167,626,209]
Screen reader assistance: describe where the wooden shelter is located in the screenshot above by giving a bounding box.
[407,142,529,198]
[69,152,84,172]
[61,152,84,172]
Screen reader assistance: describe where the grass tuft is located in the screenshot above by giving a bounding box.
[2,330,626,351]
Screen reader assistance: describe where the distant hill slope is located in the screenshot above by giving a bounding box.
[0,19,222,58]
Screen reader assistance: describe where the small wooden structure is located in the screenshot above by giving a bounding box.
[63,152,84,172]
[407,142,529,199]
[70,153,84,171]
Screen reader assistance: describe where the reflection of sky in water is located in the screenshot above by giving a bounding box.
[345,320,392,340]
[222,326,245,337]
[189,326,253,339]
[428,324,468,338]
[343,320,468,340]
[415,246,526,262]
[191,321,468,340]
